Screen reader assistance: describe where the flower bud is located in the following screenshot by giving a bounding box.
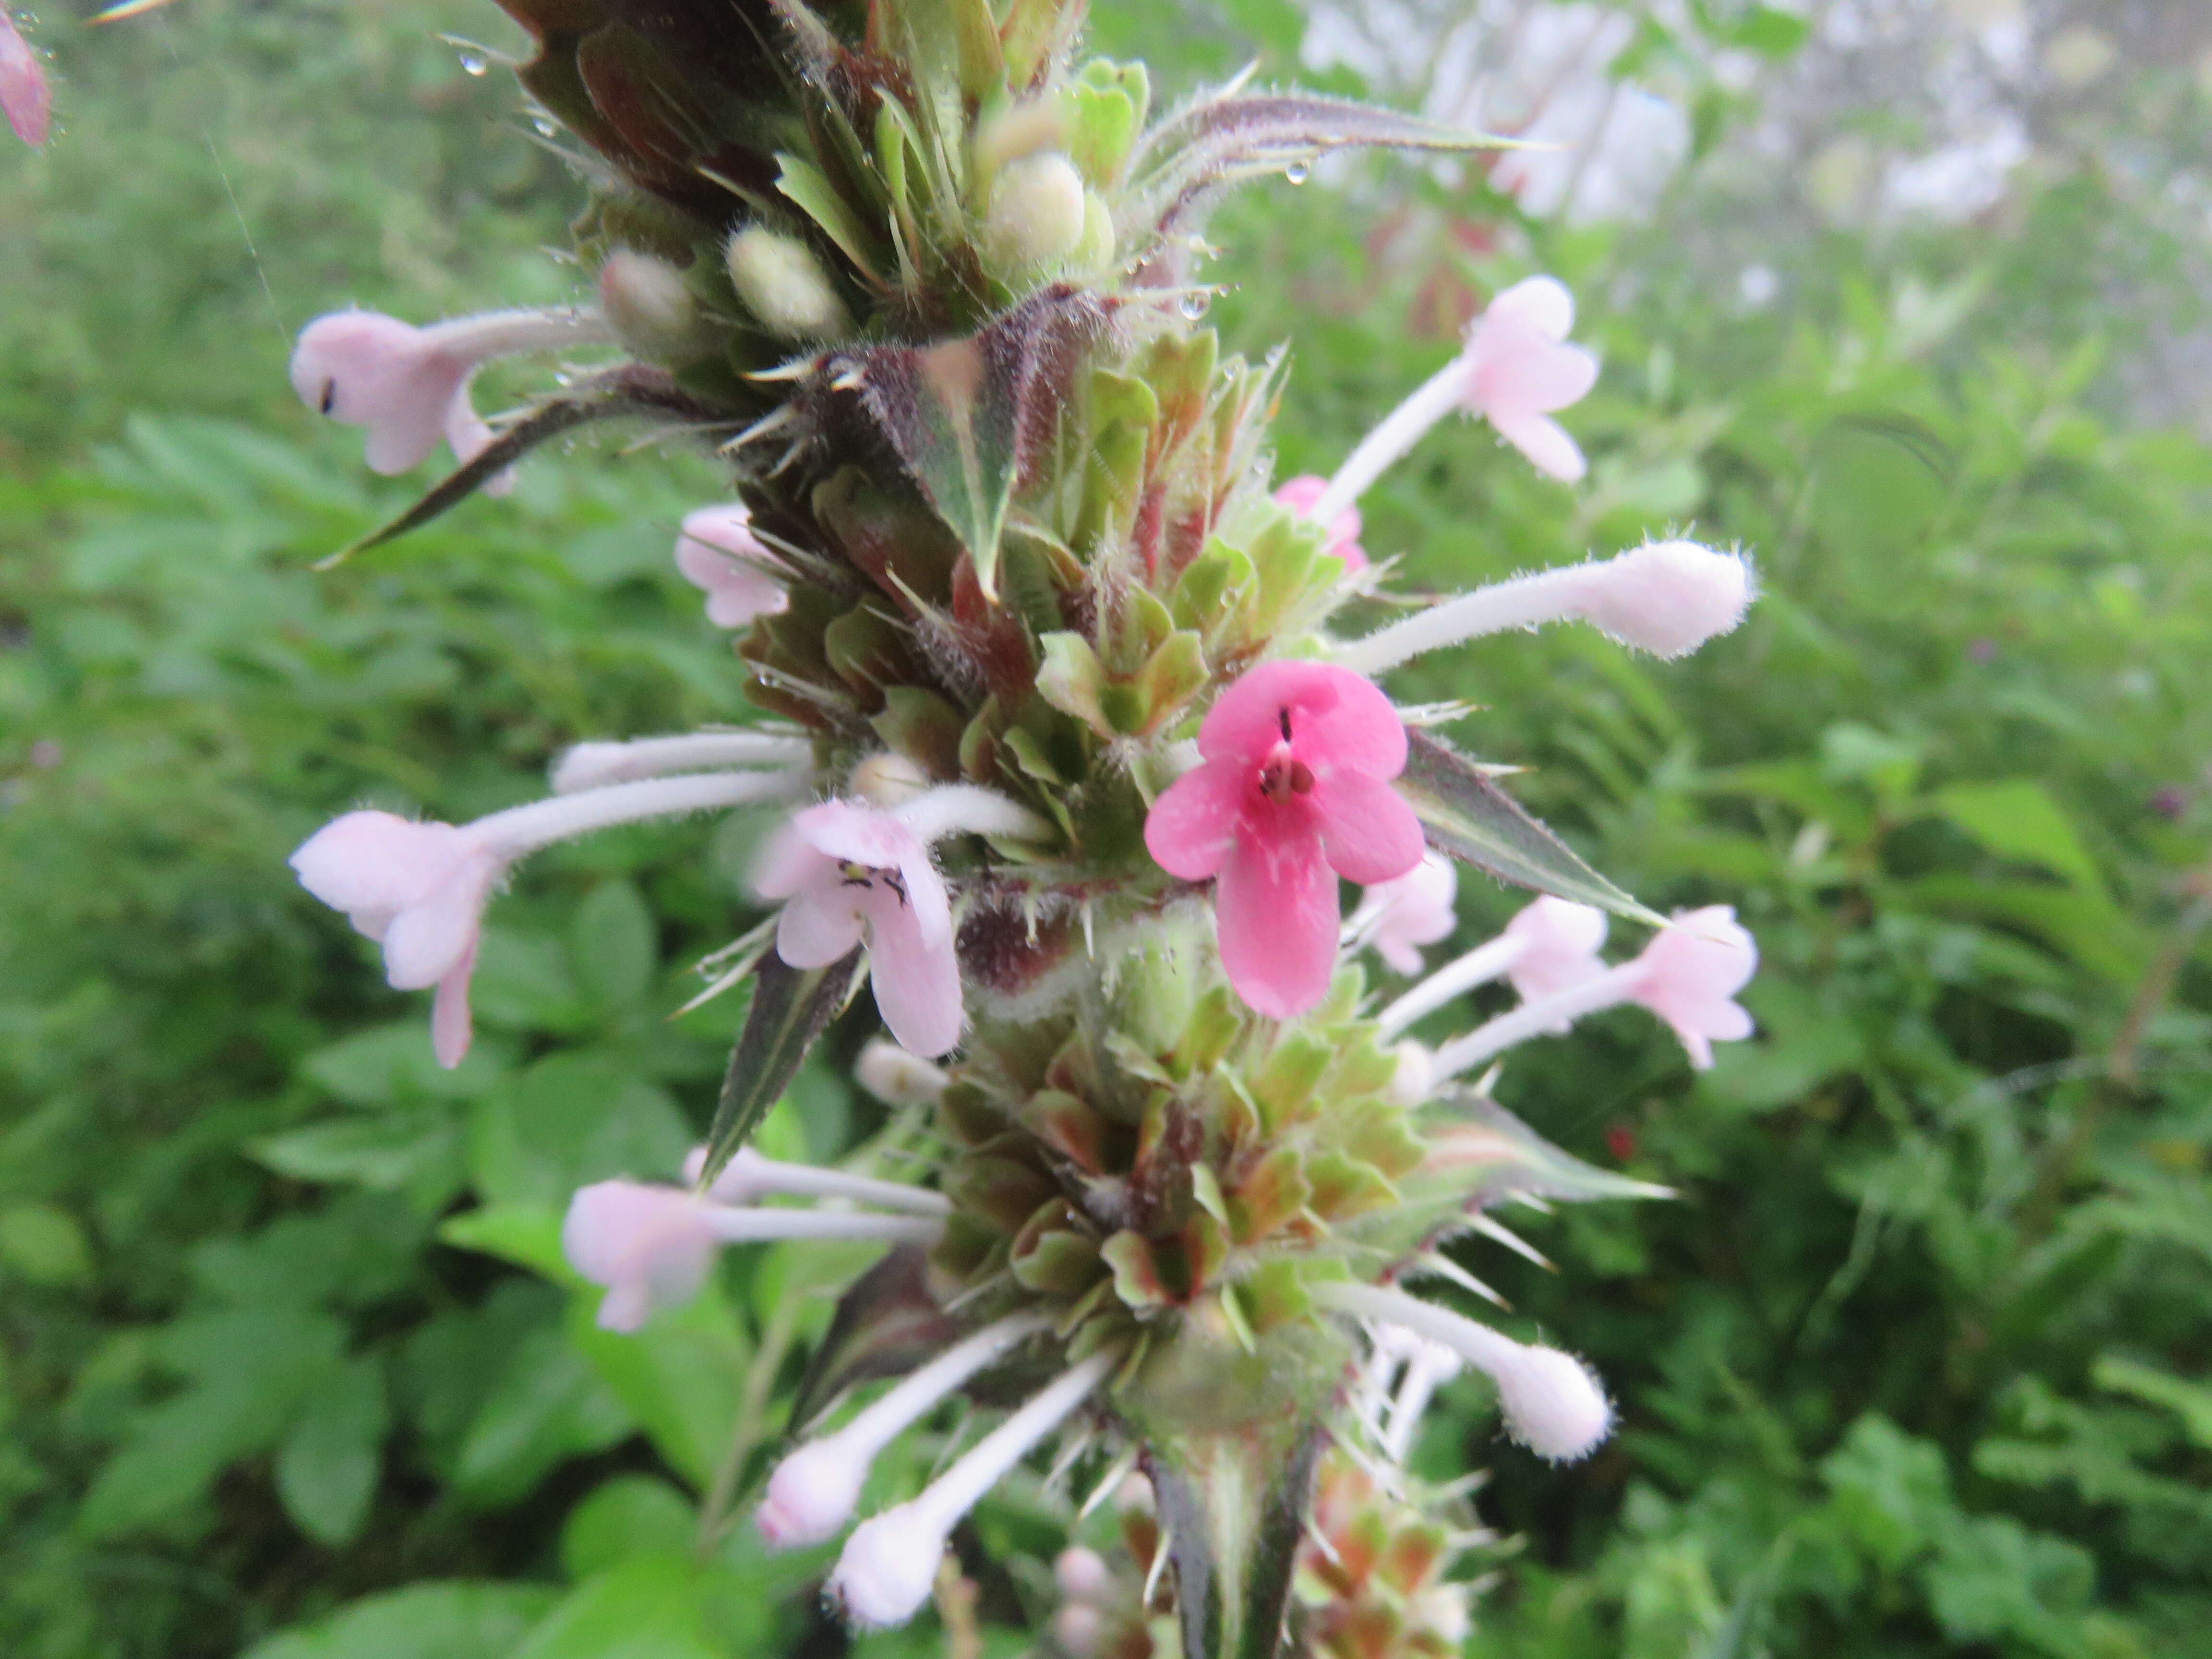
[1494,1345,1613,1462]
[1573,541,1753,659]
[1386,1041,1434,1106]
[851,751,932,807]
[830,1505,949,1628]
[1053,1603,1105,1657]
[597,249,701,358]
[854,1037,950,1107]
[1053,1546,1114,1603]
[725,226,852,342]
[757,1439,870,1550]
[985,152,1089,270]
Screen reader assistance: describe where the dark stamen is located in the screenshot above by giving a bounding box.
[1277,706,1293,742]
[318,379,337,416]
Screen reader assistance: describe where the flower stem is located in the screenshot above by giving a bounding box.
[1311,356,1468,526]
[1376,935,1527,1037]
[1430,961,1646,1081]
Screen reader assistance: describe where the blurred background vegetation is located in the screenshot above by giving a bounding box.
[3,2,2210,1658]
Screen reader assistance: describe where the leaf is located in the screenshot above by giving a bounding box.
[571,880,659,1011]
[470,1050,693,1209]
[560,1475,697,1580]
[1931,780,2104,892]
[250,1112,466,1200]
[1396,732,1662,925]
[0,1201,94,1286]
[276,1355,389,1546]
[510,1555,721,1659]
[317,369,725,565]
[788,1244,965,1429]
[775,152,884,282]
[1152,1423,1328,1659]
[2092,1355,2212,1449]
[1896,875,2152,985]
[239,1582,560,1659]
[694,947,866,1188]
[1416,1092,1674,1210]
[451,1323,634,1506]
[835,286,1109,600]
[568,1287,750,1487]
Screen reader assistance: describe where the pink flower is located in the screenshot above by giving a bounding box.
[0,9,50,147]
[1459,276,1599,482]
[755,800,962,1057]
[1273,474,1368,572]
[1350,851,1457,974]
[1144,661,1425,1017]
[1630,905,1756,1069]
[289,812,497,1069]
[289,306,610,482]
[1503,895,1610,1004]
[563,1180,723,1333]
[675,505,789,629]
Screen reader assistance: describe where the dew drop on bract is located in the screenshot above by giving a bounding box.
[1177,291,1210,320]
[1284,159,1311,185]
[532,116,558,137]
[459,52,487,76]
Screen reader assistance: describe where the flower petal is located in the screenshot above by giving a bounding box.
[1215,826,1340,1018]
[1484,275,1575,342]
[1488,409,1587,483]
[381,861,495,990]
[1142,760,1246,881]
[0,11,51,148]
[1313,770,1425,885]
[863,889,964,1057]
[777,889,867,968]
[1199,661,1407,778]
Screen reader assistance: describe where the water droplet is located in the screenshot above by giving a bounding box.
[1177,291,1210,320]
[1284,159,1311,185]
[532,116,558,137]
[459,52,487,76]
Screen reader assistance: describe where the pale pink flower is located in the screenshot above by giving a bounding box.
[562,1180,723,1333]
[755,800,961,1058]
[289,812,496,1070]
[1458,276,1600,481]
[292,772,802,1068]
[1349,851,1457,974]
[289,306,610,481]
[0,9,49,147]
[675,505,788,629]
[1630,904,1756,1070]
[1503,895,1610,1004]
[1273,474,1368,572]
[1144,661,1425,1018]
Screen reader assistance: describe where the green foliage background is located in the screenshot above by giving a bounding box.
[3,3,2209,1658]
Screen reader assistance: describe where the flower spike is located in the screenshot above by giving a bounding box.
[1144,661,1425,1017]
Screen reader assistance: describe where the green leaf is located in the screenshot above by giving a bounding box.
[1932,780,2104,891]
[469,1050,693,1209]
[2093,1355,2212,1449]
[276,1356,388,1546]
[774,153,884,283]
[1036,631,1112,736]
[695,948,866,1189]
[240,1583,560,1659]
[510,1555,721,1659]
[571,880,659,1012]
[250,1112,466,1201]
[568,1287,749,1486]
[301,1022,506,1106]
[0,1201,94,1286]
[560,1476,697,1580]
[1395,732,1662,925]
[452,1324,634,1506]
[439,1205,573,1282]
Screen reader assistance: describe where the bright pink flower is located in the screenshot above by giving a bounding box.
[1350,851,1457,974]
[0,10,49,147]
[1630,905,1756,1070]
[1460,276,1599,482]
[289,811,497,1069]
[1503,895,1609,1004]
[1144,661,1425,1017]
[1274,474,1368,572]
[675,505,789,629]
[755,800,962,1057]
[563,1179,722,1333]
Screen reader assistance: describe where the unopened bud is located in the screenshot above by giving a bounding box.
[1575,541,1753,659]
[597,250,701,358]
[1054,1546,1114,1603]
[1386,1041,1434,1106]
[851,751,932,807]
[1495,1345,1613,1462]
[757,1439,870,1550]
[985,152,1089,270]
[974,100,1069,177]
[1053,1603,1105,1657]
[725,226,852,342]
[854,1037,950,1107]
[829,1505,949,1628]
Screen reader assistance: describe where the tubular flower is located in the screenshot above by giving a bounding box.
[1348,850,1458,975]
[289,306,612,478]
[1455,275,1601,481]
[674,504,789,629]
[1144,661,1425,1017]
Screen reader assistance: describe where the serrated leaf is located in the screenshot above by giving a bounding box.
[695,948,866,1187]
[1397,731,1661,925]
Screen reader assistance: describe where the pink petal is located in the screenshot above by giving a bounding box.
[1215,827,1340,1018]
[753,820,828,901]
[793,799,925,874]
[1199,661,1407,778]
[1633,906,1758,1070]
[444,381,517,498]
[1483,276,1575,342]
[562,1180,720,1330]
[431,945,478,1069]
[678,504,764,559]
[1272,475,1328,515]
[862,888,964,1057]
[892,843,954,952]
[381,860,495,990]
[1311,769,1425,885]
[776,888,867,968]
[289,811,473,930]
[1143,760,1247,881]
[289,312,469,475]
[1488,409,1587,483]
[700,563,788,629]
[0,10,49,148]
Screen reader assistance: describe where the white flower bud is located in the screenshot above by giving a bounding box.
[725,226,852,341]
[1572,541,1753,659]
[851,751,932,807]
[1053,1546,1114,1603]
[756,1439,870,1550]
[597,250,700,357]
[1053,1603,1105,1657]
[854,1037,950,1108]
[1385,1041,1433,1106]
[985,152,1089,270]
[1494,1345,1613,1462]
[830,1505,949,1628]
